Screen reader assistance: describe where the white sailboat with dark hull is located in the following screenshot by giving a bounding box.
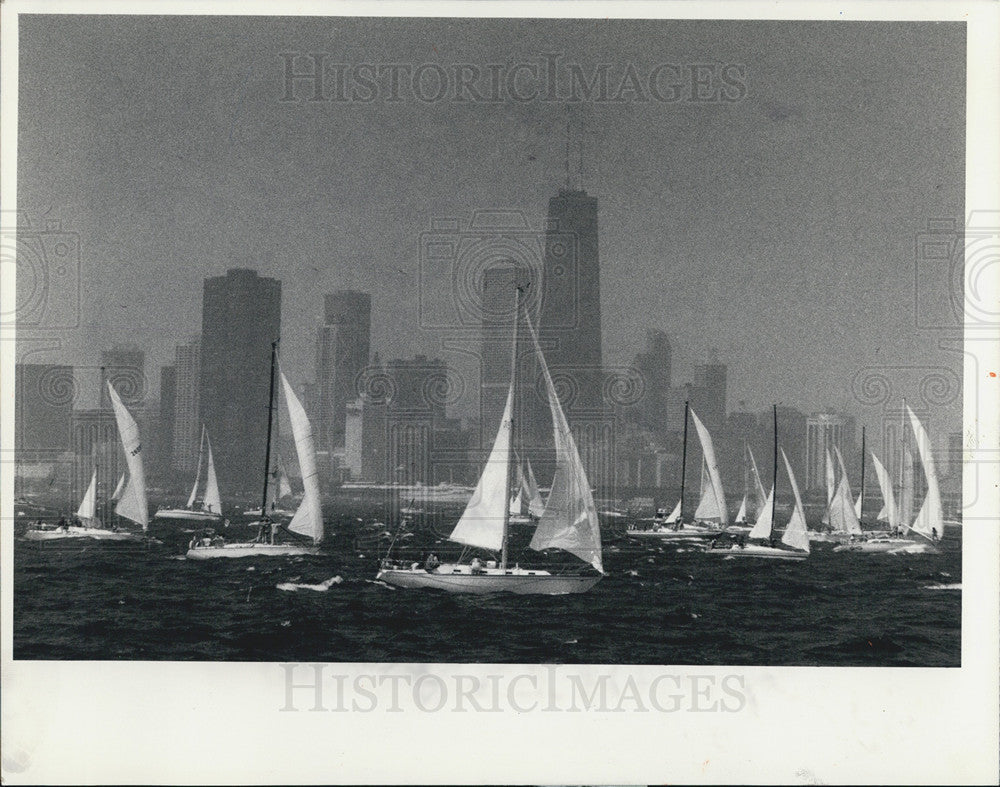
[709,405,810,560]
[834,404,944,554]
[187,344,324,559]
[626,402,724,541]
[377,289,603,594]
[154,425,223,522]
[25,381,150,543]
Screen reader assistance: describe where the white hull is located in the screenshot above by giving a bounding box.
[243,508,294,518]
[833,538,940,554]
[154,508,221,522]
[377,564,602,595]
[627,525,719,541]
[186,542,320,559]
[808,531,852,543]
[706,543,808,560]
[23,526,144,542]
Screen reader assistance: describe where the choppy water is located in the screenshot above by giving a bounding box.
[13,511,961,665]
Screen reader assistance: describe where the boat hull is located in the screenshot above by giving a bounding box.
[154,508,221,522]
[626,527,719,541]
[23,527,144,542]
[376,565,602,594]
[706,544,808,560]
[186,543,320,559]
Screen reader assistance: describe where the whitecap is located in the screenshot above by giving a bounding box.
[276,576,343,592]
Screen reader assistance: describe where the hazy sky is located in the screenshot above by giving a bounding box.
[17,16,965,436]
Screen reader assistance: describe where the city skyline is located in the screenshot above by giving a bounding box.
[16,16,965,443]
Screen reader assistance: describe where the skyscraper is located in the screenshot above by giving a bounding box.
[101,345,145,408]
[316,291,371,453]
[172,336,201,473]
[15,363,73,456]
[538,188,603,415]
[805,412,850,491]
[199,269,281,494]
[631,329,672,442]
[156,365,177,477]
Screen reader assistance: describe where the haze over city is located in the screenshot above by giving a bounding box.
[17,16,964,440]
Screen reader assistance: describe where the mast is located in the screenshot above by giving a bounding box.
[500,285,521,570]
[771,404,778,529]
[100,366,107,527]
[500,286,520,570]
[859,426,866,525]
[261,341,278,544]
[743,441,750,517]
[679,400,689,522]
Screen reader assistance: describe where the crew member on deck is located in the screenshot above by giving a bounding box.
[424,553,440,572]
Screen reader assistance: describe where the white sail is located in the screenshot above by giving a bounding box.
[450,383,513,552]
[689,409,728,525]
[906,405,944,542]
[107,381,148,530]
[830,447,862,534]
[693,459,722,521]
[111,472,126,502]
[203,432,222,514]
[821,449,835,526]
[664,499,681,524]
[76,469,99,523]
[186,426,206,509]
[526,314,603,573]
[509,461,526,515]
[748,486,774,540]
[854,492,862,518]
[870,451,898,530]
[780,449,810,553]
[279,368,324,544]
[735,494,748,524]
[277,457,293,499]
[524,459,545,518]
[900,444,915,526]
[747,446,768,518]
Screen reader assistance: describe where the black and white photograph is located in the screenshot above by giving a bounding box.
[2,1,997,784]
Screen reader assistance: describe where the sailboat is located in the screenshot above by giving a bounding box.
[508,456,545,525]
[709,405,809,560]
[810,446,863,543]
[728,443,767,534]
[187,344,324,559]
[154,425,223,521]
[377,289,603,594]
[834,404,944,554]
[626,402,723,541]
[26,381,150,542]
[244,455,296,518]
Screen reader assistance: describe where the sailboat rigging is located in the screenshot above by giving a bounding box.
[377,286,603,594]
[154,424,223,521]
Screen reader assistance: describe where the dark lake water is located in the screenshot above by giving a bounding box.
[13,509,961,666]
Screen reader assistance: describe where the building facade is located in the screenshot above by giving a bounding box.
[172,336,201,473]
[316,291,371,454]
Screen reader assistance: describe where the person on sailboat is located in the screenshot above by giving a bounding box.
[424,553,440,572]
[471,556,484,575]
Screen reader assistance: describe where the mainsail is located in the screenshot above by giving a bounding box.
[663,499,681,524]
[693,460,721,521]
[906,404,944,542]
[689,409,728,525]
[870,452,898,530]
[277,457,293,500]
[747,446,768,518]
[900,444,915,526]
[735,494,748,524]
[748,486,774,540]
[829,447,862,534]
[76,469,100,526]
[526,313,603,573]
[854,493,862,518]
[780,449,810,553]
[279,368,324,544]
[186,426,206,508]
[203,432,222,514]
[821,449,835,526]
[450,383,513,552]
[524,459,545,518]
[107,381,148,530]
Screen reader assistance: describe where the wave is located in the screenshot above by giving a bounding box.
[276,576,343,592]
